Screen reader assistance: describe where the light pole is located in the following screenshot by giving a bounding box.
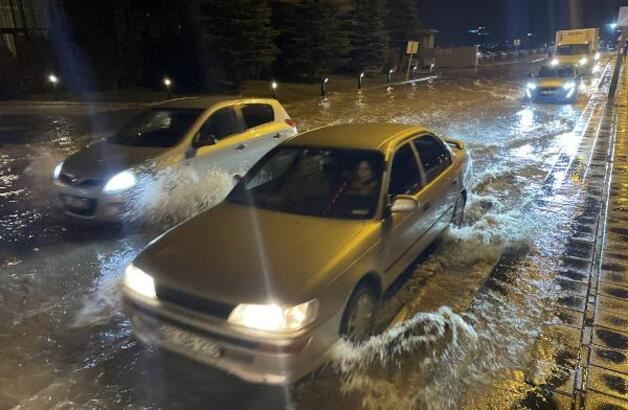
[358,72,365,89]
[163,77,173,99]
[321,77,328,97]
[271,81,278,98]
[48,74,59,101]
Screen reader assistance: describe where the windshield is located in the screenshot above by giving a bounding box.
[538,66,576,78]
[228,147,384,219]
[556,44,589,56]
[108,108,202,147]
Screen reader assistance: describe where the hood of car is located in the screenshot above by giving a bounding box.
[136,202,367,305]
[60,140,166,183]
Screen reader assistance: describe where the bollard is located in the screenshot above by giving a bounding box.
[48,74,59,101]
[387,69,393,84]
[271,81,278,98]
[411,66,417,80]
[358,72,365,89]
[321,77,328,97]
[163,77,173,99]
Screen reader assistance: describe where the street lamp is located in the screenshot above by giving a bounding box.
[609,23,618,30]
[163,77,173,99]
[321,77,328,97]
[48,74,59,101]
[358,72,365,89]
[271,80,278,98]
[387,68,393,84]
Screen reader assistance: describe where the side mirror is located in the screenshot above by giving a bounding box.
[390,196,419,213]
[194,131,218,148]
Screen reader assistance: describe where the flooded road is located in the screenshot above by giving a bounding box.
[0,60,613,409]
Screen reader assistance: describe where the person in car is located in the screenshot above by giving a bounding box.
[345,160,379,197]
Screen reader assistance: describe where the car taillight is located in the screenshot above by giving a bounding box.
[285,118,296,128]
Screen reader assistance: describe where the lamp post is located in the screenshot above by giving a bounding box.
[411,66,417,80]
[387,69,393,84]
[48,74,59,101]
[358,72,365,89]
[321,77,328,97]
[163,77,173,99]
[271,81,278,98]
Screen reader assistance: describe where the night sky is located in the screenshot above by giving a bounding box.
[418,0,627,47]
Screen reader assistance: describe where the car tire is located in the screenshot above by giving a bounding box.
[452,192,466,226]
[340,283,378,343]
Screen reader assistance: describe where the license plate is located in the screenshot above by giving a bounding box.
[541,90,556,95]
[160,325,221,358]
[62,195,90,209]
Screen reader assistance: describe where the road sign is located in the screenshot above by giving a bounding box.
[514,39,521,46]
[406,41,419,54]
[619,7,628,27]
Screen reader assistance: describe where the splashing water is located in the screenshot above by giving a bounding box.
[124,164,236,226]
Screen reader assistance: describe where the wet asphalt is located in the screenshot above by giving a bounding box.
[0,60,617,409]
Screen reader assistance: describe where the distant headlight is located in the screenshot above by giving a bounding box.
[53,162,63,179]
[124,264,156,299]
[563,81,576,90]
[103,170,136,193]
[594,52,600,61]
[526,82,537,89]
[228,299,319,333]
[550,59,560,66]
[579,57,589,66]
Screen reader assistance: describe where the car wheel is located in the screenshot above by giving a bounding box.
[340,283,378,342]
[452,192,465,226]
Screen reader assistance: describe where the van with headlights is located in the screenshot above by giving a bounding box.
[551,28,600,73]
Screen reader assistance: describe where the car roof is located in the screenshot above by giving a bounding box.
[284,123,429,151]
[152,96,278,110]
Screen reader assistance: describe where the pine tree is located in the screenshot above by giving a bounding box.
[201,0,278,81]
[276,0,349,79]
[386,0,423,61]
[350,0,389,72]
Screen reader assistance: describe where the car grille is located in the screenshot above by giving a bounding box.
[60,195,97,216]
[539,87,560,92]
[59,173,102,187]
[156,286,235,319]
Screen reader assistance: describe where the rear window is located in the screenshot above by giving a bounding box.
[242,104,275,129]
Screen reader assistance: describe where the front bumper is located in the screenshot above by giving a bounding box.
[123,292,340,385]
[51,179,130,222]
[528,88,577,103]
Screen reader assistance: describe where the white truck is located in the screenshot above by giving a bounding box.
[553,28,600,72]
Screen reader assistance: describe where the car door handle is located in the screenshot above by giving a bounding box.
[236,144,247,151]
[273,133,282,139]
[423,202,431,211]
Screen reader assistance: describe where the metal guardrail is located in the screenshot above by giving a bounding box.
[477,48,549,64]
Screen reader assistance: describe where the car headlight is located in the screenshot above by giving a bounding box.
[563,81,576,90]
[228,299,319,333]
[550,59,559,66]
[103,170,136,193]
[53,162,63,179]
[526,82,537,90]
[124,264,156,299]
[579,57,589,66]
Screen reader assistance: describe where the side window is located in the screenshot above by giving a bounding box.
[388,144,422,197]
[242,104,274,129]
[199,108,244,141]
[413,135,452,184]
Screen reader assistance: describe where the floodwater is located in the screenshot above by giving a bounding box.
[0,61,611,409]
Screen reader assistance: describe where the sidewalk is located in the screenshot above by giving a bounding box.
[578,56,628,408]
